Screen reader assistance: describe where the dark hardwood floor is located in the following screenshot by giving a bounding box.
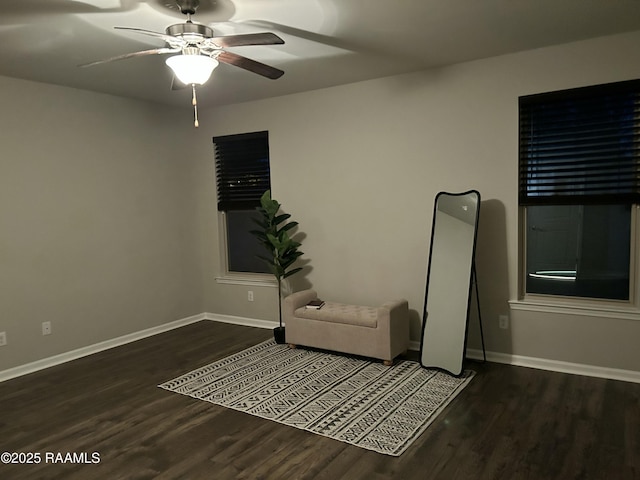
[1,321,638,479]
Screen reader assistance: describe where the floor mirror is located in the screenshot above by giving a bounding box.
[420,190,481,376]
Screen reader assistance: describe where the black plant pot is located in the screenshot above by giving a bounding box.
[273,326,286,344]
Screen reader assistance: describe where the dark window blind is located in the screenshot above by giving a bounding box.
[214,131,271,211]
[519,80,640,206]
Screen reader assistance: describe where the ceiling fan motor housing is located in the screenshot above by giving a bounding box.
[166,22,214,40]
[176,0,200,15]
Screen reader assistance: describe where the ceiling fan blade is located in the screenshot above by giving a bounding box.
[217,51,284,79]
[79,48,180,67]
[114,26,179,44]
[209,32,284,48]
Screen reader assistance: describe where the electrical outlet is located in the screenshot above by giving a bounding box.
[0,331,6,346]
[499,315,509,330]
[42,321,52,335]
[248,290,254,302]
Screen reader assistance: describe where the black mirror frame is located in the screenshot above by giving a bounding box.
[419,189,481,376]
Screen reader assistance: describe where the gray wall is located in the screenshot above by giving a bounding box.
[2,29,640,376]
[0,76,204,370]
[199,30,640,373]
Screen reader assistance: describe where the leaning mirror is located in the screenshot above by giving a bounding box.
[420,190,481,376]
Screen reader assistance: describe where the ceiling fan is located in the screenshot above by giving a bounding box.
[81,0,285,126]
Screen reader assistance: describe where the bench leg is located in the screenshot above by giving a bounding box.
[288,343,297,349]
[383,359,393,366]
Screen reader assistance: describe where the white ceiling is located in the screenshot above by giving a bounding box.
[2,0,640,109]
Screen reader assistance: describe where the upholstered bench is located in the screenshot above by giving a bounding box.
[283,289,410,365]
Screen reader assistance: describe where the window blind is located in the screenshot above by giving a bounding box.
[214,131,271,211]
[519,80,640,206]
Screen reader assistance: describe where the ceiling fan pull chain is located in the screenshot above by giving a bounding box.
[192,84,199,128]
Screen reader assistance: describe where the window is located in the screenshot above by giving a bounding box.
[519,80,640,301]
[214,131,271,275]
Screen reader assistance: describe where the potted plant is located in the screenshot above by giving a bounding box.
[251,190,304,343]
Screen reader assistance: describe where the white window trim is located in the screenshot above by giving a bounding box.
[509,298,640,321]
[515,205,640,321]
[215,275,277,288]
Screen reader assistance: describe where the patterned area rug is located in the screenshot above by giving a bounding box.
[159,340,474,456]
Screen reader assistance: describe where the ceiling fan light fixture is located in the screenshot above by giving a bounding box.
[165,54,218,85]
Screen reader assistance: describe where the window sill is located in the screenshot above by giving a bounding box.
[215,274,277,288]
[509,298,640,321]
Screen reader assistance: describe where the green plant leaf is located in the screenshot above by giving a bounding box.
[283,267,303,279]
[266,232,281,248]
[274,213,291,225]
[280,222,298,233]
[281,258,303,271]
[262,194,280,217]
[251,189,304,283]
[281,249,303,261]
[259,190,272,205]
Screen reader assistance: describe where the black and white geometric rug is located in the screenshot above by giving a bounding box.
[159,340,474,456]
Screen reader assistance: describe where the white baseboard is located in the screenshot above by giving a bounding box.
[3,313,638,384]
[0,313,207,383]
[405,341,640,383]
[465,348,640,384]
[204,312,278,330]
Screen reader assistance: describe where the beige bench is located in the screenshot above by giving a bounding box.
[283,289,410,365]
